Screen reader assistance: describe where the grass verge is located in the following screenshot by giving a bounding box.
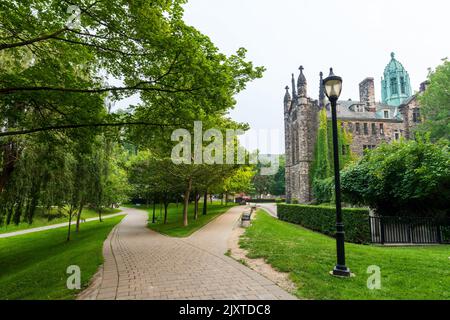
[240,211,450,300]
[0,208,122,235]
[0,215,124,300]
[127,202,236,237]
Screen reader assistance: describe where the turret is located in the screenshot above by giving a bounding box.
[319,71,326,108]
[298,66,307,98]
[284,86,291,113]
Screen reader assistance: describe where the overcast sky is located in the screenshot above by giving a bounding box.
[182,0,449,154]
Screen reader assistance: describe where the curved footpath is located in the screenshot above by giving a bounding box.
[78,206,295,300]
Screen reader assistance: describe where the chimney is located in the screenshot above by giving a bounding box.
[359,78,376,112]
[420,81,430,93]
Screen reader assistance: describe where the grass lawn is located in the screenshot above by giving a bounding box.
[127,202,236,237]
[241,211,450,300]
[0,207,122,235]
[0,215,124,300]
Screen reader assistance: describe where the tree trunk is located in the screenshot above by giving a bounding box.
[67,208,74,242]
[164,194,169,225]
[194,191,199,220]
[210,194,213,204]
[0,142,19,193]
[221,193,224,206]
[203,191,208,216]
[152,196,156,224]
[183,178,192,227]
[76,200,84,233]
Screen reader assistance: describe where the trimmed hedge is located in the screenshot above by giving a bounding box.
[277,204,371,244]
[249,199,277,203]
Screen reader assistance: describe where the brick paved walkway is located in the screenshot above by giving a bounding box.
[78,206,296,300]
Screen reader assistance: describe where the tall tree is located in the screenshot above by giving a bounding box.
[417,60,450,142]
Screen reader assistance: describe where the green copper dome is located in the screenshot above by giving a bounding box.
[381,52,412,106]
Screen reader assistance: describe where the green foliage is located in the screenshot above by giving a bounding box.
[251,154,285,197]
[0,0,263,231]
[277,204,371,244]
[312,177,334,204]
[312,109,331,181]
[341,137,450,218]
[417,60,450,142]
[310,109,355,203]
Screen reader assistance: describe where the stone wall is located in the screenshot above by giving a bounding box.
[399,96,421,139]
[285,96,319,203]
[343,120,404,156]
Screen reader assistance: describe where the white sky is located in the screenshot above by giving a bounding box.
[183,0,450,154]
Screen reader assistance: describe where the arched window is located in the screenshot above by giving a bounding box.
[413,108,421,123]
[400,77,406,94]
[390,77,398,95]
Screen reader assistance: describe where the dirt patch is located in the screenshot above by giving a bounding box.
[227,214,298,296]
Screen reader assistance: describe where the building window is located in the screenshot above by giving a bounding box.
[363,123,369,135]
[413,108,421,123]
[394,131,400,141]
[384,110,390,119]
[400,77,406,94]
[355,123,361,134]
[347,123,354,133]
[371,123,377,135]
[380,124,385,135]
[363,145,376,151]
[390,77,398,95]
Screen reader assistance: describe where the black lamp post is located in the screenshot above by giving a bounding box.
[323,68,351,277]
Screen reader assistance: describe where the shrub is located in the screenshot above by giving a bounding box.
[277,204,371,244]
[341,137,450,218]
[312,177,334,204]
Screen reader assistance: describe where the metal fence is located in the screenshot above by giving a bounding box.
[370,216,450,245]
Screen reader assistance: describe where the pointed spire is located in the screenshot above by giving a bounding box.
[298,65,307,97]
[284,85,291,104]
[298,65,306,86]
[291,73,297,99]
[319,71,325,108]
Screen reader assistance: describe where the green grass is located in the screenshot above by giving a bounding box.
[0,215,124,300]
[241,211,450,300]
[127,202,236,237]
[0,207,122,235]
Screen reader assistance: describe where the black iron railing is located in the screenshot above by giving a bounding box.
[370,216,450,245]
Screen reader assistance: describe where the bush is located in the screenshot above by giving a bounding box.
[341,137,450,218]
[277,204,371,244]
[312,177,334,204]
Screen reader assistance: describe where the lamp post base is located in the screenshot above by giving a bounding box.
[331,265,352,277]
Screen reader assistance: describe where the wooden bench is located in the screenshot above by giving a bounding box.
[241,210,253,227]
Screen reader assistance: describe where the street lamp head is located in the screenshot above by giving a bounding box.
[323,68,343,100]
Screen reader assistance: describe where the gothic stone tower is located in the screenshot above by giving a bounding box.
[284,67,319,203]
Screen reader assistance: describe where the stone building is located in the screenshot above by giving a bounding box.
[284,53,424,203]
